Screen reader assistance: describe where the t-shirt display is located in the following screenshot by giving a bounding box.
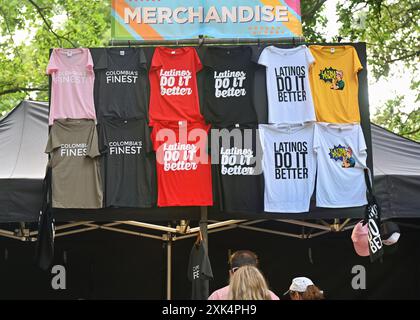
[187,240,213,300]
[47,48,96,126]
[151,121,213,207]
[148,47,204,126]
[211,126,264,213]
[309,45,363,123]
[43,43,371,216]
[45,119,102,209]
[259,123,316,213]
[258,45,316,124]
[314,122,367,208]
[202,46,258,127]
[98,118,155,208]
[94,48,149,120]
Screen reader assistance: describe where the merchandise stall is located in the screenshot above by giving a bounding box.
[1,1,419,299]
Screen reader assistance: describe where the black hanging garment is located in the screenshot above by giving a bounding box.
[363,168,384,262]
[211,125,264,213]
[98,118,156,208]
[93,47,149,121]
[187,237,213,300]
[35,167,55,271]
[201,46,258,128]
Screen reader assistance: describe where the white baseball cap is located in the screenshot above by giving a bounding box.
[284,277,314,295]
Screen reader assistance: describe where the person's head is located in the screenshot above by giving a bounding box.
[229,250,259,276]
[228,265,272,300]
[286,277,324,300]
[336,70,343,80]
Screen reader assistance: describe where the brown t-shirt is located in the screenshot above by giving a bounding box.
[46,119,103,208]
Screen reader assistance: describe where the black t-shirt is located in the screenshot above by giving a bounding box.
[94,48,149,120]
[98,118,156,208]
[187,240,213,300]
[202,46,258,128]
[211,125,264,213]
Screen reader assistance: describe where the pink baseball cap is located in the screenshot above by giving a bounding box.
[351,221,369,257]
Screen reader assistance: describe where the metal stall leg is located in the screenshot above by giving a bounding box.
[166,228,173,300]
[199,206,209,299]
[199,207,208,251]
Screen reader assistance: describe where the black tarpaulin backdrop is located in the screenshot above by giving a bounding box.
[0,222,419,299]
[1,43,420,221]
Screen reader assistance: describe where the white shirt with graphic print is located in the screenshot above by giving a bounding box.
[258,45,316,124]
[314,122,367,208]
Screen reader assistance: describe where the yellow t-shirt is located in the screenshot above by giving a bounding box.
[309,45,363,123]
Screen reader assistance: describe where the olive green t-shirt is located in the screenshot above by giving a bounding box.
[45,119,103,208]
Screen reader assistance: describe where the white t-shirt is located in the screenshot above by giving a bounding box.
[258,45,316,124]
[314,123,368,208]
[259,123,316,213]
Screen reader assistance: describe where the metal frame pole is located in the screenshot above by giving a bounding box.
[166,225,173,300]
[199,207,208,250]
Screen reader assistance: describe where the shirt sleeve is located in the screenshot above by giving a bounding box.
[257,47,269,67]
[304,46,316,67]
[46,50,59,75]
[139,48,148,68]
[45,126,59,154]
[358,125,367,154]
[193,48,203,73]
[353,47,363,74]
[143,123,154,154]
[201,48,213,68]
[149,48,162,72]
[97,123,108,155]
[91,48,108,70]
[86,49,94,73]
[313,124,320,154]
[87,125,101,159]
[258,125,266,153]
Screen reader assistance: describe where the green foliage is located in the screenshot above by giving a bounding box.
[0,0,110,115]
[373,96,420,141]
[301,0,328,42]
[337,0,420,80]
[0,0,419,141]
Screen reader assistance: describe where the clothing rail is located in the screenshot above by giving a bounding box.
[109,36,306,47]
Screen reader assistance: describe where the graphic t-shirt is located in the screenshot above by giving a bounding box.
[45,119,102,208]
[258,45,316,124]
[151,121,213,207]
[188,240,213,300]
[202,46,258,127]
[259,123,316,213]
[309,45,363,123]
[211,126,264,213]
[47,48,96,125]
[149,47,204,126]
[94,48,149,120]
[98,118,155,208]
[314,123,367,208]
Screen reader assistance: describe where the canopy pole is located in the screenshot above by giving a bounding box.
[108,36,305,47]
[166,224,173,300]
[199,207,208,251]
[199,206,209,299]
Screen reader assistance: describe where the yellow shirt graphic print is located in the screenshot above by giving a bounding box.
[309,45,363,123]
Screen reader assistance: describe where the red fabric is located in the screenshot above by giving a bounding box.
[149,47,204,126]
[151,121,213,207]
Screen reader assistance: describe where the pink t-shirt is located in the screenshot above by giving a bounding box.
[47,48,96,125]
[208,285,280,300]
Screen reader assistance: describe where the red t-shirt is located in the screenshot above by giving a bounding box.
[151,121,213,207]
[149,47,204,126]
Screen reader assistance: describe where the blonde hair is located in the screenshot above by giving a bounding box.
[228,265,272,300]
[290,285,325,300]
